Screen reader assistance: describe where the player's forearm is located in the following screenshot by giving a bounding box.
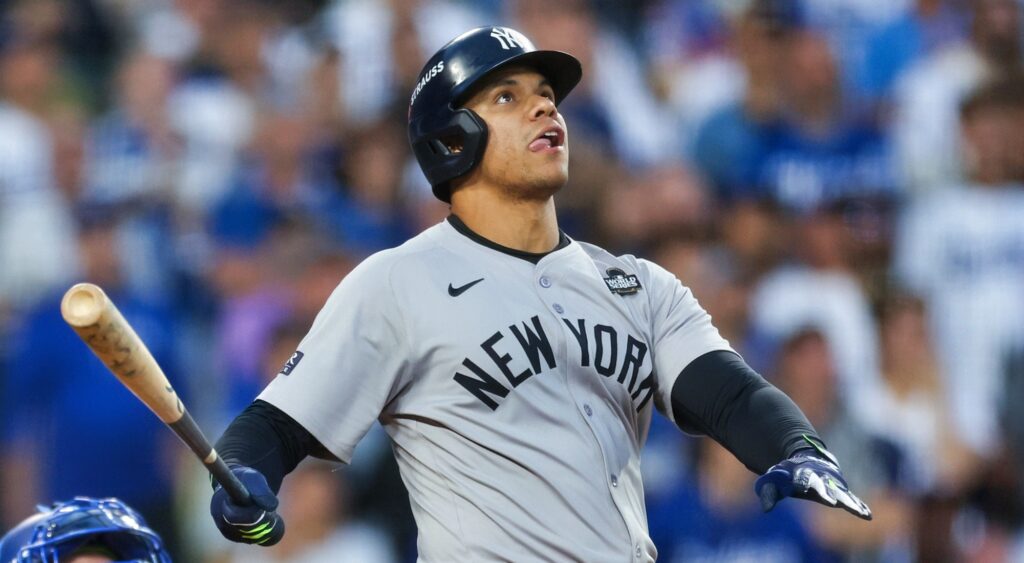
[214,399,322,492]
[671,350,820,473]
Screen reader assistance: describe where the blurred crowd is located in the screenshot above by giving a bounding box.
[0,0,1022,561]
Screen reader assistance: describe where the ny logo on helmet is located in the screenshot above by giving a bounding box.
[491,27,526,50]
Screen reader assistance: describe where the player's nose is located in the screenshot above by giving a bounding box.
[529,94,557,120]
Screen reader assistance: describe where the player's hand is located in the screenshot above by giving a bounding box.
[210,466,286,546]
[754,447,872,521]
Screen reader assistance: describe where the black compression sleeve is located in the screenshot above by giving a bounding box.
[214,399,331,493]
[670,350,821,474]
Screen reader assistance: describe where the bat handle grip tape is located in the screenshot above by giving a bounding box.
[209,455,253,506]
[171,413,253,505]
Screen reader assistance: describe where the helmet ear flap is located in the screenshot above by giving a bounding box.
[412,108,488,203]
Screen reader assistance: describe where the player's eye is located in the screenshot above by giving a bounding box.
[495,91,514,104]
[541,90,555,102]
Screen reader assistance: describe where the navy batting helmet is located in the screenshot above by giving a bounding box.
[0,497,170,563]
[408,26,582,202]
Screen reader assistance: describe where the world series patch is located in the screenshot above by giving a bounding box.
[604,268,642,296]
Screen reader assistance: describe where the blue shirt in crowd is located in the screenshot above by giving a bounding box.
[1,289,181,508]
[646,477,831,563]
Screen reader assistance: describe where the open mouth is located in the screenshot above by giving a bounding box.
[529,125,565,152]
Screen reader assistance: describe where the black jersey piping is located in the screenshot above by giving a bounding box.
[446,214,570,264]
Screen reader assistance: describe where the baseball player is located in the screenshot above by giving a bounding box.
[209,26,871,561]
[0,497,170,563]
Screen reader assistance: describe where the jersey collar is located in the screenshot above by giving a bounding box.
[446,214,571,264]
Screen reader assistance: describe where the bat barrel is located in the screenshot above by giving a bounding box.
[61,282,184,424]
[60,282,253,506]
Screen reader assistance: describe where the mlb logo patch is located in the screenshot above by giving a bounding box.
[604,268,642,296]
[280,351,304,376]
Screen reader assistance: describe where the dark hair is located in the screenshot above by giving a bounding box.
[780,326,827,357]
[960,73,1024,120]
[873,284,926,323]
[746,0,805,36]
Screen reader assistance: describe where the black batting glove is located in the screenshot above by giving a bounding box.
[210,466,286,546]
[754,436,872,521]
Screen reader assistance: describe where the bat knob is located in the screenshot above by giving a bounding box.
[61,283,107,327]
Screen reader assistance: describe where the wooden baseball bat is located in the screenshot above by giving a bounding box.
[61,282,252,505]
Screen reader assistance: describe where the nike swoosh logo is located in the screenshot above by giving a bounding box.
[448,278,484,297]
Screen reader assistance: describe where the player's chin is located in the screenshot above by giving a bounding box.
[531,171,569,198]
[535,152,569,178]
[540,159,569,184]
[510,169,567,200]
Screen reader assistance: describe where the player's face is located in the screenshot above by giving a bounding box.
[68,554,115,563]
[462,67,569,200]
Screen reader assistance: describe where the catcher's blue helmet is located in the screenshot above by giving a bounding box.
[407,26,582,202]
[0,497,170,563]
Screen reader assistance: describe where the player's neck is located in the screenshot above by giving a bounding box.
[451,195,560,254]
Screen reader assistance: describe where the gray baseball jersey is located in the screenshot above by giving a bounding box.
[259,219,733,562]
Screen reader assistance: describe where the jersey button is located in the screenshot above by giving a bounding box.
[583,404,592,417]
[635,544,642,558]
[539,276,551,288]
[610,475,618,487]
[553,303,564,314]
